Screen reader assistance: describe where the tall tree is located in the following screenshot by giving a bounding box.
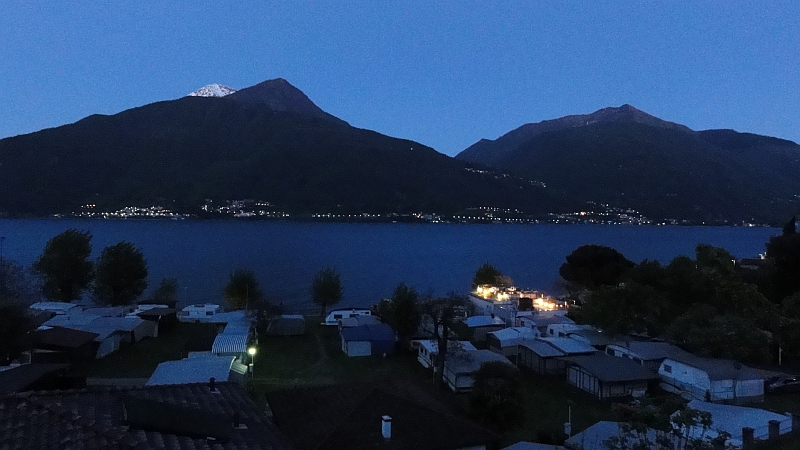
[472,263,509,288]
[766,223,800,301]
[0,258,37,305]
[421,293,466,389]
[147,277,180,307]
[0,298,35,365]
[311,267,343,317]
[377,283,421,345]
[559,244,635,290]
[469,361,524,431]
[93,242,148,306]
[32,229,93,302]
[223,269,263,310]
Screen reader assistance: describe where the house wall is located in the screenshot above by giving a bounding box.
[342,340,371,357]
[567,364,648,399]
[471,325,503,343]
[518,346,566,375]
[659,360,763,403]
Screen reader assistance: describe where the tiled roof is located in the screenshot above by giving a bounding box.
[267,384,498,450]
[0,363,70,395]
[0,382,291,449]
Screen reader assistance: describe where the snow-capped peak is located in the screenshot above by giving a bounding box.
[188,84,237,97]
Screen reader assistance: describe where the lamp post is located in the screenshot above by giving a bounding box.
[248,346,257,376]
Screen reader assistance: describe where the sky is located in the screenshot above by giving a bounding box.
[1,1,798,156]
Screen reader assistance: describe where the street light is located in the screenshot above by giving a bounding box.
[248,346,257,376]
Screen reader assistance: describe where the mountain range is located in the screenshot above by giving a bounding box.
[1,79,798,223]
[457,104,800,223]
[0,79,557,217]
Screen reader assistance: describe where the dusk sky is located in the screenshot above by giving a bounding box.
[2,1,798,156]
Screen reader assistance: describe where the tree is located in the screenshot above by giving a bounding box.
[604,398,731,450]
[147,277,179,307]
[223,269,263,310]
[0,258,37,305]
[765,224,800,301]
[32,229,93,302]
[311,267,343,317]
[559,244,635,290]
[93,242,148,306]
[421,293,467,389]
[472,263,509,288]
[0,299,35,365]
[377,283,421,345]
[468,361,524,431]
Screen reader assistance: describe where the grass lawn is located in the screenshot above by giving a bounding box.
[78,322,218,378]
[250,320,620,446]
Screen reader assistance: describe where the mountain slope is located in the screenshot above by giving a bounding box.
[457,106,800,223]
[0,81,558,216]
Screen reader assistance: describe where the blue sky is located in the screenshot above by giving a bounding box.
[2,1,798,156]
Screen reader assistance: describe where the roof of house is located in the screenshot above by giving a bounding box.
[146,355,239,386]
[340,323,396,342]
[27,326,99,349]
[0,382,291,449]
[685,400,791,446]
[212,333,250,354]
[464,315,505,328]
[526,314,575,328]
[501,442,566,450]
[565,329,617,347]
[565,421,628,450]
[536,337,596,355]
[562,353,660,382]
[606,341,686,361]
[518,339,566,358]
[663,354,764,381]
[445,349,514,375]
[267,384,498,450]
[488,327,537,347]
[417,340,476,353]
[0,363,70,395]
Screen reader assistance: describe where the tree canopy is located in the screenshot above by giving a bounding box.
[376,283,421,343]
[32,229,94,302]
[146,277,180,307]
[559,244,635,290]
[311,267,343,316]
[223,269,263,310]
[421,293,467,388]
[472,263,510,288]
[468,361,524,431]
[93,241,149,306]
[0,299,35,365]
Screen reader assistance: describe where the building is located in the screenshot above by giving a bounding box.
[443,349,515,392]
[146,354,249,386]
[0,381,291,449]
[564,353,659,400]
[267,384,499,450]
[517,338,594,375]
[486,327,537,363]
[463,315,506,342]
[605,340,687,371]
[340,323,397,357]
[416,340,476,369]
[683,400,793,447]
[658,354,766,404]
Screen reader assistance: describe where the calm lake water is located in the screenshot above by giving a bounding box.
[0,219,779,312]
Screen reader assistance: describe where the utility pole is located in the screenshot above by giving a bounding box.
[0,236,5,298]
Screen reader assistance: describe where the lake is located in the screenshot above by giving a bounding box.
[0,219,779,312]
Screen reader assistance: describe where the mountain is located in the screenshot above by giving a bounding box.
[457,105,800,223]
[0,79,559,217]
[188,84,236,97]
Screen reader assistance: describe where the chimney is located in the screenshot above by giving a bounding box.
[209,377,217,392]
[742,427,754,448]
[381,415,392,440]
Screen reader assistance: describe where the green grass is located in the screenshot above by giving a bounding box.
[79,322,218,378]
[249,321,620,446]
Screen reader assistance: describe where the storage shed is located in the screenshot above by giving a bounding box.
[340,323,396,357]
[658,354,766,404]
[564,353,659,400]
[464,315,506,342]
[517,340,567,375]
